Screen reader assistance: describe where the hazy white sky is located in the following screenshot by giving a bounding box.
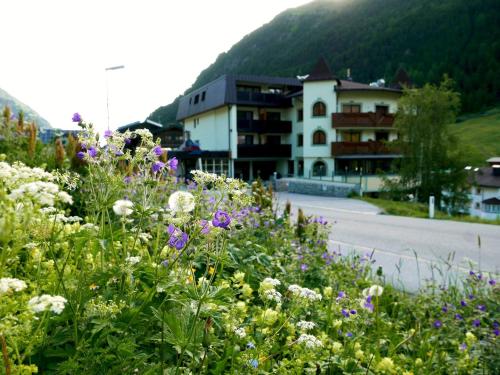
[1,0,311,135]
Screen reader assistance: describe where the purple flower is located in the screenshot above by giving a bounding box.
[477,305,486,312]
[200,219,211,235]
[161,259,169,268]
[341,309,350,318]
[468,294,475,300]
[460,300,467,307]
[72,113,82,123]
[300,263,309,272]
[153,145,163,156]
[125,138,132,145]
[459,343,467,351]
[246,342,255,349]
[489,279,496,286]
[455,313,463,320]
[212,210,231,229]
[494,328,499,336]
[433,320,442,329]
[350,309,357,315]
[88,146,97,158]
[124,176,132,184]
[76,151,85,160]
[249,359,258,369]
[472,319,481,327]
[469,270,475,276]
[442,305,448,313]
[104,129,113,138]
[346,332,353,337]
[167,224,188,250]
[152,161,165,173]
[167,157,178,171]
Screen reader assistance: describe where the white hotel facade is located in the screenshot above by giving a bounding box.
[176,58,407,190]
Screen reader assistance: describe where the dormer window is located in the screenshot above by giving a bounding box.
[201,91,206,101]
[194,94,200,104]
[312,101,326,117]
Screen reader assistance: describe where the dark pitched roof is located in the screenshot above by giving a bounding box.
[117,119,163,133]
[304,57,338,82]
[482,197,500,205]
[390,68,413,89]
[176,74,302,121]
[336,79,402,93]
[472,167,500,188]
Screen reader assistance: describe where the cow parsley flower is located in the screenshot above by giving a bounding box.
[296,320,316,331]
[234,327,247,338]
[28,294,67,314]
[0,278,27,294]
[264,289,282,303]
[126,255,141,265]
[112,199,134,216]
[168,191,195,213]
[297,333,322,349]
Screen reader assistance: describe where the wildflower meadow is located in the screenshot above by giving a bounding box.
[0,115,498,374]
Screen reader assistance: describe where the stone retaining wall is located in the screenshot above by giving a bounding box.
[274,178,359,197]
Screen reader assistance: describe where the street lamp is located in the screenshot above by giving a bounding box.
[105,65,125,130]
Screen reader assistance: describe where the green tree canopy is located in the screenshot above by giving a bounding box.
[391,77,468,211]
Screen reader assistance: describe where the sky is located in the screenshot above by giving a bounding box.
[0,0,312,135]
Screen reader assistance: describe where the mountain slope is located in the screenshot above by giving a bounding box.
[0,87,51,129]
[149,0,500,125]
[451,107,500,166]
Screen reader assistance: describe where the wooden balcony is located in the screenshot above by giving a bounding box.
[331,141,399,156]
[236,91,292,107]
[237,119,292,133]
[332,112,395,128]
[237,144,292,158]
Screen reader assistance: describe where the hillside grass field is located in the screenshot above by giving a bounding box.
[451,106,500,167]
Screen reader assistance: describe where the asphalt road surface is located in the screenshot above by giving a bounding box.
[275,192,500,291]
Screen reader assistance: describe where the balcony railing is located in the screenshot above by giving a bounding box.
[237,144,292,158]
[331,141,400,156]
[237,119,292,133]
[236,91,292,107]
[332,112,395,128]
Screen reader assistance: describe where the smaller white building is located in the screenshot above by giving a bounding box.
[468,157,500,220]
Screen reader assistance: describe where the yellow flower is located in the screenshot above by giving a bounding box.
[261,308,279,326]
[242,283,253,298]
[376,357,395,373]
[465,331,477,345]
[331,341,343,353]
[208,266,215,275]
[415,358,423,367]
[233,271,245,283]
[89,283,99,291]
[324,286,333,298]
[355,349,364,360]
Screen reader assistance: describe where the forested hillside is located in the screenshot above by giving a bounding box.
[0,87,51,129]
[149,0,500,125]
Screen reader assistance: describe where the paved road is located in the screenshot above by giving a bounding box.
[275,192,500,291]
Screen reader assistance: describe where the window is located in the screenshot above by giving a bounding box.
[375,131,389,142]
[201,91,206,101]
[342,104,361,113]
[267,112,281,121]
[297,109,303,122]
[237,85,260,93]
[269,87,282,94]
[189,97,192,105]
[288,160,294,176]
[237,111,253,120]
[484,204,500,213]
[312,130,326,145]
[313,101,326,117]
[297,134,303,147]
[376,105,389,115]
[266,135,281,145]
[194,94,200,104]
[312,161,327,177]
[342,131,361,142]
[238,135,253,145]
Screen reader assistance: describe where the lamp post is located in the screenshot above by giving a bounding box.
[105,65,125,130]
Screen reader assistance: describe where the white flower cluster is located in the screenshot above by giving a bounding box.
[297,333,323,349]
[0,277,27,294]
[168,191,195,213]
[234,327,247,339]
[296,320,316,331]
[363,284,384,297]
[28,294,67,314]
[190,170,251,205]
[264,289,282,303]
[126,255,141,265]
[262,277,281,288]
[0,161,55,189]
[113,199,134,216]
[288,285,322,301]
[8,181,73,207]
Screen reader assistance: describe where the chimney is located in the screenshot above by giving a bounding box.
[346,68,352,81]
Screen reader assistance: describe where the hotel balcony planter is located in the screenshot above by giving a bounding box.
[331,141,399,156]
[236,91,292,107]
[237,144,292,158]
[332,112,395,128]
[237,119,292,133]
